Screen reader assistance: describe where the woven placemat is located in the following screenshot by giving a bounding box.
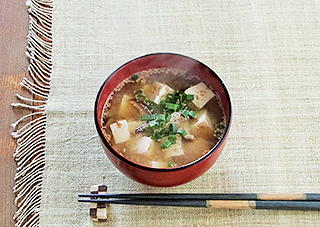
[12,0,320,226]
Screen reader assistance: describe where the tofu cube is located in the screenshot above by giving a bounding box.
[135,136,153,154]
[154,83,174,104]
[185,82,215,109]
[190,113,214,140]
[110,120,130,144]
[164,136,184,157]
[144,82,174,104]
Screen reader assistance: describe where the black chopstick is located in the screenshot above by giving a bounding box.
[78,193,320,201]
[78,198,320,211]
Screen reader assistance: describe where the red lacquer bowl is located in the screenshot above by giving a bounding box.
[94,53,232,187]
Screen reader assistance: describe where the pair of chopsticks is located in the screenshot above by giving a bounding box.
[78,193,320,211]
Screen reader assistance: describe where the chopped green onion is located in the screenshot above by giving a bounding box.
[144,99,153,106]
[178,105,186,112]
[140,114,156,121]
[134,89,143,95]
[160,128,170,137]
[167,93,174,98]
[186,94,194,100]
[179,95,184,104]
[144,99,162,113]
[169,123,178,134]
[168,134,177,143]
[159,121,166,127]
[177,129,187,137]
[173,92,180,98]
[214,131,222,138]
[157,114,166,121]
[137,88,200,148]
[130,74,139,81]
[165,94,174,102]
[168,161,176,168]
[165,113,171,122]
[165,103,179,112]
[148,120,159,128]
[181,109,189,118]
[136,94,145,102]
[188,110,197,118]
[215,123,226,131]
[153,131,163,140]
[161,139,172,149]
[159,100,166,105]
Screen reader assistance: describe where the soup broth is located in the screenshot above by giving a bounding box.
[101,68,226,168]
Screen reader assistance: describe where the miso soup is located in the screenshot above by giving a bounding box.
[101,68,226,168]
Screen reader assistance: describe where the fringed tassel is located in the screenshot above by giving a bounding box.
[11,0,53,226]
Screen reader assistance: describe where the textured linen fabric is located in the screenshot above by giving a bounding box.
[40,0,320,226]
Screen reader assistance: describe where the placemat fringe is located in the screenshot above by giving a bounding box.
[11,0,53,226]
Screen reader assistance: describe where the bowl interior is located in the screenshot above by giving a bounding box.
[95,53,231,169]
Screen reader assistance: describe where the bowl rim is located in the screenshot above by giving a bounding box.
[94,52,232,172]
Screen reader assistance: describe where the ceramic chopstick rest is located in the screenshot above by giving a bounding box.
[89,185,108,222]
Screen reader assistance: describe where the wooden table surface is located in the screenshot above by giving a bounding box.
[0,0,30,226]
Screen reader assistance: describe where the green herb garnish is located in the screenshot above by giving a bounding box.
[157,114,166,121]
[136,94,145,102]
[161,138,172,149]
[140,114,157,121]
[188,110,197,118]
[177,129,187,137]
[134,89,143,95]
[148,120,159,128]
[214,123,226,139]
[130,74,139,81]
[134,88,196,149]
[186,94,194,100]
[168,161,176,168]
[169,123,178,134]
[165,103,180,112]
[181,109,189,118]
[215,123,226,131]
